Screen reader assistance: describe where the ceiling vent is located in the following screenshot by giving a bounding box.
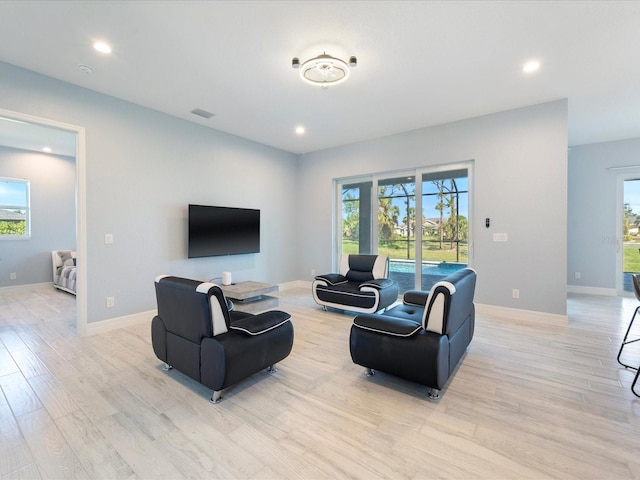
[191,108,215,119]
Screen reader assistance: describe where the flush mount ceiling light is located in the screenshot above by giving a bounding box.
[292,53,357,87]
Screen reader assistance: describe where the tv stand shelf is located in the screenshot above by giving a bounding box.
[220,281,278,314]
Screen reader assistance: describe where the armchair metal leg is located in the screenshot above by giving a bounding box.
[210,391,222,403]
[365,368,374,377]
[632,368,640,398]
[427,388,441,401]
[163,363,173,371]
[617,306,640,370]
[267,365,277,374]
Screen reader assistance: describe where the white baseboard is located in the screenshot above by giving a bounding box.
[476,303,568,326]
[567,284,617,296]
[85,309,154,335]
[0,282,53,293]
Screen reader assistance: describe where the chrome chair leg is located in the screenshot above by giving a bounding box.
[427,388,441,401]
[163,363,173,371]
[210,391,222,403]
[365,368,374,377]
[267,365,277,374]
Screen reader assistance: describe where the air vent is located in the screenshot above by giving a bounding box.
[191,108,215,119]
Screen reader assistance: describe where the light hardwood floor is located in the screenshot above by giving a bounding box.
[1,285,639,479]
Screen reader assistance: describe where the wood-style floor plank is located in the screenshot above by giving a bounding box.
[15,408,89,479]
[1,284,640,479]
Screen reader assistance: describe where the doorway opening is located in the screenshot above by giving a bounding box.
[0,108,86,334]
[623,178,640,292]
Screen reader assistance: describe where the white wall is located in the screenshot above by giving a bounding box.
[0,58,570,322]
[0,146,76,287]
[568,137,640,293]
[298,100,569,316]
[0,61,298,323]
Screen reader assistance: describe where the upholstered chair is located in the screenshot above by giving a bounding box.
[350,268,476,399]
[312,254,399,313]
[151,275,294,403]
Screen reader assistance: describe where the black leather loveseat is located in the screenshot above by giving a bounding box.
[312,254,399,313]
[151,275,294,403]
[349,267,476,399]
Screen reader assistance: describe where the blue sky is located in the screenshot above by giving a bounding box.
[625,179,640,213]
[0,180,28,207]
[390,177,469,220]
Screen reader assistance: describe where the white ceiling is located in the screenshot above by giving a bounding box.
[0,0,639,155]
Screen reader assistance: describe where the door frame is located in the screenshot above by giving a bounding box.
[0,108,87,334]
[335,161,474,291]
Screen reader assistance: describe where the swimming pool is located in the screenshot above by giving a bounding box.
[390,260,466,275]
[389,260,467,292]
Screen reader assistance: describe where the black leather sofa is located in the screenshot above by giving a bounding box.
[312,254,399,313]
[151,275,294,403]
[349,267,477,399]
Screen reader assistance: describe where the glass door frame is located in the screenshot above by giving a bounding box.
[334,161,474,291]
[617,172,640,296]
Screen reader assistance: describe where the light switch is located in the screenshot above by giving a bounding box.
[105,233,113,244]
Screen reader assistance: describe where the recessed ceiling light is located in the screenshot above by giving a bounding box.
[93,41,112,54]
[42,147,52,153]
[523,60,540,73]
[295,126,305,135]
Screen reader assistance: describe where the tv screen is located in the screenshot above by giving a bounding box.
[188,204,260,258]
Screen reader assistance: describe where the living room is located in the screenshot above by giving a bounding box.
[1,1,640,478]
[1,1,638,333]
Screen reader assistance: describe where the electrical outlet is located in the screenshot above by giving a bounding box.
[311,268,315,276]
[106,296,115,308]
[512,289,520,299]
[574,272,581,279]
[10,272,16,280]
[105,233,113,244]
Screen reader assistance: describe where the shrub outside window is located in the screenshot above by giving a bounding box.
[0,177,30,238]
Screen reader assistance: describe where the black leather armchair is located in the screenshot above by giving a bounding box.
[312,254,399,313]
[349,268,476,399]
[151,275,294,403]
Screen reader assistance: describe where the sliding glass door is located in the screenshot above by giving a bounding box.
[377,175,417,293]
[338,165,470,294]
[420,169,469,289]
[341,181,373,255]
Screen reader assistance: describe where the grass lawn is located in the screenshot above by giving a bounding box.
[343,239,468,263]
[624,243,640,272]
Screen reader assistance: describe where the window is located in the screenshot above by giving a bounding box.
[341,181,373,254]
[338,165,470,294]
[0,177,30,238]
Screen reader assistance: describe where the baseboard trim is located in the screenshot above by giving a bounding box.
[476,303,568,326]
[567,285,617,296]
[85,309,154,335]
[0,282,53,293]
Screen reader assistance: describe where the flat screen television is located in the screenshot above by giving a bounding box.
[188,204,260,258]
